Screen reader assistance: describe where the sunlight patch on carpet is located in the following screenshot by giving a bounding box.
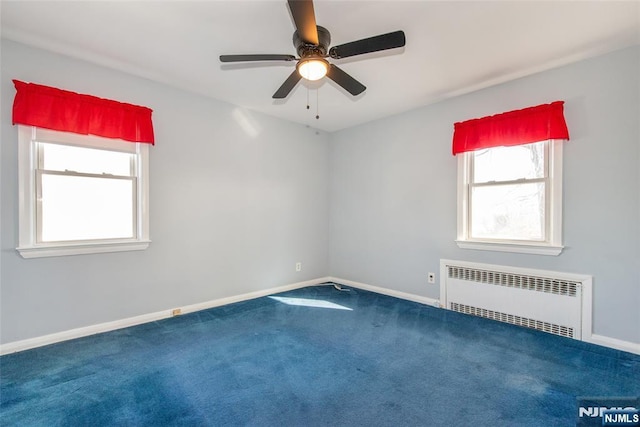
[268,296,352,311]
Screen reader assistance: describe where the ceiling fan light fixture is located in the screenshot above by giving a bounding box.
[297,58,329,81]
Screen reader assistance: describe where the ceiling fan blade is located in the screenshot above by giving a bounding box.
[287,0,319,45]
[220,54,296,63]
[326,64,366,96]
[273,70,303,99]
[329,30,406,59]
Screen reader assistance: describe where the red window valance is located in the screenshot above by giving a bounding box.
[452,101,569,155]
[12,80,155,144]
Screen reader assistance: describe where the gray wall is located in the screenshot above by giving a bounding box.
[329,46,640,344]
[2,40,638,347]
[1,40,330,344]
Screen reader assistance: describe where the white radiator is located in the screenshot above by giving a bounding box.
[439,259,592,340]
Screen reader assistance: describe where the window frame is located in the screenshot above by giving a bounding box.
[456,139,563,256]
[17,125,150,258]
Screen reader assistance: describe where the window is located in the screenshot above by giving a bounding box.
[457,140,563,255]
[17,125,150,258]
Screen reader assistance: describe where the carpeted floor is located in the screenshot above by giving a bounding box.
[1,284,639,426]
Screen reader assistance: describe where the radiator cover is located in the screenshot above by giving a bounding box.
[440,260,592,340]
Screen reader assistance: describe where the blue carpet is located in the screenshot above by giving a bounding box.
[1,285,639,426]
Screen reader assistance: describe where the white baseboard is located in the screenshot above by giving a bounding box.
[3,276,638,357]
[586,333,640,355]
[0,277,332,356]
[328,276,440,308]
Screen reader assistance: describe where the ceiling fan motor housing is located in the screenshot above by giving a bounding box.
[294,25,331,58]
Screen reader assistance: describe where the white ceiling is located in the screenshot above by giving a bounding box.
[2,1,639,132]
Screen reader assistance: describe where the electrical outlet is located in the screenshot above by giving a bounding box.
[428,272,436,284]
[296,262,302,272]
[172,308,182,316]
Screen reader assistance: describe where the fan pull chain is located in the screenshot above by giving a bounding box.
[316,89,319,120]
[306,86,310,110]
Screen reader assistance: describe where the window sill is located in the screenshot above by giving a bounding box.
[455,240,563,256]
[17,240,151,259]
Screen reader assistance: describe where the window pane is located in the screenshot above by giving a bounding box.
[470,182,545,241]
[41,143,132,176]
[473,142,545,183]
[40,174,134,242]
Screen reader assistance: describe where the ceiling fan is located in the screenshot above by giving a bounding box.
[220,0,406,99]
